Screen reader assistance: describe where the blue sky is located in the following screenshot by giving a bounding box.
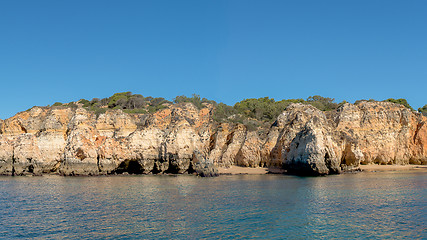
[0,0,426,119]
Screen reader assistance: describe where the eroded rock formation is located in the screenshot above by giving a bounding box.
[0,101,425,176]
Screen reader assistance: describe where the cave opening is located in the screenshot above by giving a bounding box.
[28,165,34,173]
[324,152,331,169]
[115,160,144,174]
[151,162,162,174]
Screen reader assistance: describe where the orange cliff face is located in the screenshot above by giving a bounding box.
[0,101,425,176]
[333,102,427,166]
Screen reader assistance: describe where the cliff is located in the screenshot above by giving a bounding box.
[0,101,425,176]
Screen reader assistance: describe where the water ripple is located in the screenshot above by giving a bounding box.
[0,172,425,239]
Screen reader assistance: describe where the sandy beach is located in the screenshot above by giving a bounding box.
[218,166,288,175]
[359,164,427,172]
[218,165,427,175]
[218,166,268,175]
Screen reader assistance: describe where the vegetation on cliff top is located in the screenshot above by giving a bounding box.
[45,92,424,128]
[419,105,427,116]
[383,98,414,111]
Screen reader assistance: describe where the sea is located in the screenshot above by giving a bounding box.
[0,171,425,239]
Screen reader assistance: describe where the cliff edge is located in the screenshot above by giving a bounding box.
[0,101,425,176]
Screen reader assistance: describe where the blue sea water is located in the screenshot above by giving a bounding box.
[0,172,425,239]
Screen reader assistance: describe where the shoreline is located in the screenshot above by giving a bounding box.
[1,165,425,177]
[359,164,427,172]
[218,165,427,175]
[218,166,269,175]
[218,166,286,175]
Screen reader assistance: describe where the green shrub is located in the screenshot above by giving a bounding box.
[243,120,260,132]
[213,96,338,124]
[418,105,427,116]
[83,102,92,108]
[94,108,107,116]
[148,104,167,113]
[108,92,131,108]
[212,103,236,122]
[234,97,277,121]
[306,95,338,111]
[354,99,377,105]
[383,98,414,110]
[173,94,214,109]
[127,95,146,109]
[65,102,78,109]
[150,97,166,107]
[234,97,309,122]
[78,99,89,105]
[52,102,63,107]
[123,109,148,114]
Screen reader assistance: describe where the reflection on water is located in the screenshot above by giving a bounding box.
[0,172,425,239]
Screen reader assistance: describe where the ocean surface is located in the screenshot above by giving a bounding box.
[0,172,425,239]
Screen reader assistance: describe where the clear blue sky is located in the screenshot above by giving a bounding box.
[1,0,426,119]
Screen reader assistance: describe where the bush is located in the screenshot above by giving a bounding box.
[383,98,414,110]
[150,97,166,107]
[52,102,63,107]
[148,104,167,113]
[212,103,236,122]
[233,97,309,122]
[94,108,107,117]
[234,97,278,121]
[126,95,146,109]
[419,105,427,116]
[65,102,78,109]
[213,96,338,124]
[306,95,338,111]
[274,99,305,117]
[202,98,217,105]
[105,92,152,110]
[173,94,214,109]
[108,92,131,108]
[78,99,89,105]
[354,99,377,105]
[46,93,356,124]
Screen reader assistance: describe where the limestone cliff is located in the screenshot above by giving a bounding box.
[0,101,425,176]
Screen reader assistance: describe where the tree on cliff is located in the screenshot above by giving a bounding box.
[213,96,338,125]
[354,99,377,105]
[212,103,236,122]
[383,98,414,111]
[108,92,132,108]
[173,94,216,109]
[52,102,63,107]
[419,105,427,116]
[306,95,338,111]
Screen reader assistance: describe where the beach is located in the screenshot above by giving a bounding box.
[218,165,427,175]
[359,164,427,172]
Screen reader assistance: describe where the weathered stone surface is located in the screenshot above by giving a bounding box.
[334,102,427,165]
[236,131,263,167]
[0,101,425,176]
[283,121,340,175]
[0,135,14,175]
[191,151,219,177]
[267,104,338,175]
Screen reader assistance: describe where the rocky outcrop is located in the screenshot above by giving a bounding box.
[191,150,219,177]
[0,101,425,176]
[333,102,427,166]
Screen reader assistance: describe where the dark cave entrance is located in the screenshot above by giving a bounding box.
[27,165,34,174]
[115,160,143,174]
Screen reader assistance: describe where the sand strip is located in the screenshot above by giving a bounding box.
[218,166,286,175]
[359,164,427,172]
[218,165,427,175]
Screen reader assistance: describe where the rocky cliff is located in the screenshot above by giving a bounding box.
[0,101,425,176]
